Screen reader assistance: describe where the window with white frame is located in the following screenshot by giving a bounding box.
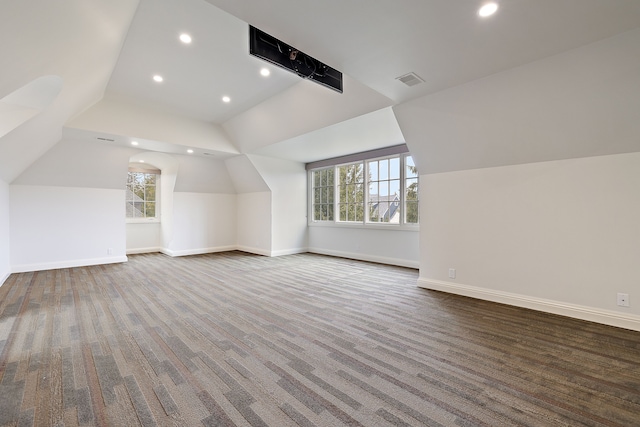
[308,146,418,226]
[338,162,364,222]
[126,166,160,220]
[312,167,335,221]
[368,156,400,223]
[404,155,419,224]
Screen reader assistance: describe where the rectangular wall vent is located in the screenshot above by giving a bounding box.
[396,72,424,87]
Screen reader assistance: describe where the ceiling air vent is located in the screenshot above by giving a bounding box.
[396,72,424,87]
[96,137,115,142]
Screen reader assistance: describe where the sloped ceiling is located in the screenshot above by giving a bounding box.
[0,0,139,182]
[2,0,640,183]
[395,28,640,173]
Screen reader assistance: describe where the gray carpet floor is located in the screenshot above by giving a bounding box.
[1,251,639,426]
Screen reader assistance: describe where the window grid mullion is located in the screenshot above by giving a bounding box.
[400,155,405,226]
[334,165,338,222]
[364,161,369,223]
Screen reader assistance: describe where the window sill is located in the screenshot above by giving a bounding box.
[308,221,419,231]
[126,218,161,224]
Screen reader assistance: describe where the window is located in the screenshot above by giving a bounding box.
[309,149,418,227]
[312,167,334,221]
[126,169,159,220]
[338,163,364,222]
[368,157,400,223]
[405,155,419,224]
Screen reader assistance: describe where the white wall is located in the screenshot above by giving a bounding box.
[174,155,236,194]
[126,222,161,254]
[393,29,640,330]
[249,155,308,255]
[308,226,419,268]
[419,153,640,331]
[225,155,270,193]
[9,139,242,266]
[166,155,237,256]
[0,180,10,285]
[167,192,237,256]
[10,185,127,272]
[236,192,272,256]
[226,155,272,256]
[9,139,132,271]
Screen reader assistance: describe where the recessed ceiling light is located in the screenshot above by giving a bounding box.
[179,33,192,44]
[260,68,270,77]
[153,75,164,83]
[222,96,231,103]
[139,160,145,163]
[131,141,139,146]
[478,2,499,17]
[187,149,194,154]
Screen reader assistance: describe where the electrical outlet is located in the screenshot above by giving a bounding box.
[107,248,113,255]
[617,293,629,307]
[448,268,456,279]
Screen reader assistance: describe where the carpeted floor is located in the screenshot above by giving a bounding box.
[0,251,639,426]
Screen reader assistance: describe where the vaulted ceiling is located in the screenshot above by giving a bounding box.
[2,0,640,182]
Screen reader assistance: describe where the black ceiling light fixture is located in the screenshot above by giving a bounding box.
[249,26,343,93]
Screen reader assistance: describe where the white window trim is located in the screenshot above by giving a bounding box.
[126,217,161,224]
[126,171,161,223]
[308,151,419,229]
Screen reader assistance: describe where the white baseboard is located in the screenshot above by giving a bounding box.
[166,246,306,258]
[308,247,419,269]
[0,270,10,288]
[161,246,237,257]
[11,256,128,274]
[418,278,640,332]
[271,247,307,257]
[133,245,306,258]
[6,247,418,276]
[235,246,272,257]
[126,247,163,255]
